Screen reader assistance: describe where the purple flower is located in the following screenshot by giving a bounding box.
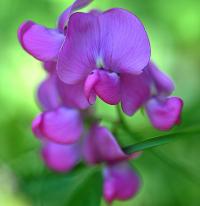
[32,107,83,172]
[122,62,183,130]
[18,0,94,110]
[83,125,141,203]
[57,9,151,107]
[41,140,81,172]
[32,107,83,144]
[37,66,89,110]
[55,8,183,130]
[17,0,93,62]
[17,1,184,202]
[103,162,140,204]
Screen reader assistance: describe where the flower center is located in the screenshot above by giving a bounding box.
[96,57,105,69]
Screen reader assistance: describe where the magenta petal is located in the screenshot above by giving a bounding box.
[37,74,60,111]
[57,12,99,84]
[33,107,83,144]
[84,70,120,105]
[121,73,151,116]
[83,125,127,164]
[42,140,80,172]
[42,107,83,144]
[18,21,65,61]
[58,0,94,32]
[148,62,175,95]
[84,71,99,104]
[32,114,43,139]
[99,8,151,74]
[57,80,90,110]
[145,97,183,130]
[43,61,57,73]
[103,162,140,203]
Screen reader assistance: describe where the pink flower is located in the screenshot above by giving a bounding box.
[37,66,89,111]
[121,62,183,130]
[32,107,83,144]
[32,107,84,173]
[18,0,94,111]
[83,125,141,203]
[57,9,151,107]
[41,140,81,173]
[17,0,93,62]
[103,162,140,204]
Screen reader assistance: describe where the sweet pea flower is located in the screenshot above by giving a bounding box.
[22,1,95,171]
[32,107,83,144]
[31,64,87,171]
[32,63,87,172]
[41,140,81,172]
[56,8,183,130]
[83,125,141,203]
[38,62,89,110]
[122,62,184,130]
[103,162,140,204]
[18,0,94,110]
[57,8,151,107]
[17,0,93,62]
[32,107,83,172]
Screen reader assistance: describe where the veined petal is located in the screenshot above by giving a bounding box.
[57,9,151,84]
[42,140,80,172]
[32,107,83,144]
[58,0,94,32]
[83,125,127,164]
[57,80,90,110]
[145,97,183,130]
[57,12,99,84]
[99,8,151,74]
[18,21,65,61]
[121,73,151,116]
[37,74,61,111]
[103,162,140,203]
[147,62,175,95]
[84,70,120,105]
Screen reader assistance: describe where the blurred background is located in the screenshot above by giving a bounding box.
[0,0,200,205]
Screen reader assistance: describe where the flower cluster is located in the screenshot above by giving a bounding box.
[18,0,183,203]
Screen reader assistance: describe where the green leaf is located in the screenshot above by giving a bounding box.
[123,127,200,154]
[65,167,103,206]
[21,165,103,206]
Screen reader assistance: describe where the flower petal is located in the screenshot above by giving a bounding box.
[103,162,140,203]
[83,125,127,164]
[32,107,83,144]
[58,0,94,32]
[32,114,43,139]
[84,71,99,104]
[57,12,99,84]
[18,21,65,61]
[57,80,90,110]
[42,140,80,172]
[37,74,61,111]
[121,73,151,116]
[145,97,183,130]
[147,62,175,95]
[84,70,120,105]
[99,8,151,74]
[43,61,57,73]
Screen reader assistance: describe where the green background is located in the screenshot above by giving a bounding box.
[0,0,200,205]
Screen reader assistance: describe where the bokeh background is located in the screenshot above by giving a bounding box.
[0,0,200,205]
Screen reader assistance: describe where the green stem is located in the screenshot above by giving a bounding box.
[116,105,200,153]
[122,129,199,154]
[116,105,200,185]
